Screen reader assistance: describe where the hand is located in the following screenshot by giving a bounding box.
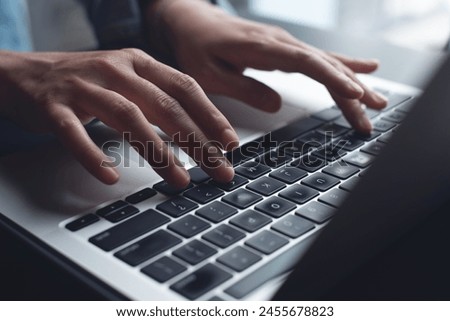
[148,0,387,133]
[0,49,239,186]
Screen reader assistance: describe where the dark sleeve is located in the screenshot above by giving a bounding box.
[78,0,148,50]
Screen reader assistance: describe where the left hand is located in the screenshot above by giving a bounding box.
[145,0,387,133]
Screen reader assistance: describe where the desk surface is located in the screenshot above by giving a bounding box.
[0,15,446,300]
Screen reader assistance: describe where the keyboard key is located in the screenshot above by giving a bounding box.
[153,181,193,195]
[297,131,327,145]
[318,188,350,208]
[173,239,217,265]
[377,131,394,143]
[210,175,248,192]
[104,205,139,223]
[323,162,359,179]
[292,155,326,172]
[247,176,286,196]
[222,189,262,209]
[171,263,232,300]
[364,108,380,119]
[245,230,289,255]
[271,215,315,238]
[235,161,271,179]
[302,173,340,192]
[278,141,306,158]
[348,130,381,142]
[217,246,262,272]
[202,224,245,248]
[141,256,186,283]
[312,108,342,122]
[339,176,361,192]
[66,214,99,232]
[316,123,348,137]
[188,167,210,184]
[258,150,292,168]
[361,141,385,156]
[296,201,335,224]
[156,196,198,218]
[382,111,407,123]
[312,145,346,161]
[343,152,375,168]
[230,210,272,232]
[184,184,224,204]
[196,201,237,223]
[96,200,127,217]
[373,119,396,132]
[168,215,211,238]
[396,99,415,113]
[335,135,364,151]
[114,230,181,266]
[333,116,351,129]
[255,196,296,218]
[279,184,319,204]
[269,166,307,184]
[125,188,157,204]
[89,209,170,251]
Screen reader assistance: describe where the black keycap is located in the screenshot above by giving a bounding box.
[333,116,351,129]
[269,166,307,184]
[396,99,415,113]
[168,215,211,238]
[292,155,326,172]
[302,173,340,192]
[66,214,99,232]
[217,246,261,272]
[335,135,364,151]
[114,230,181,266]
[141,256,186,283]
[316,123,348,137]
[247,176,286,196]
[235,161,271,179]
[312,145,346,161]
[188,167,210,184]
[312,108,342,122]
[255,196,296,218]
[318,188,350,208]
[245,230,289,255]
[153,181,193,195]
[202,224,245,248]
[171,263,232,300]
[271,215,315,238]
[279,184,319,204]
[277,141,305,158]
[364,108,380,119]
[323,162,360,179]
[156,196,198,218]
[184,184,224,204]
[125,188,157,204]
[258,150,292,168]
[361,141,385,156]
[373,119,396,132]
[210,175,248,192]
[222,189,262,209]
[196,201,238,223]
[229,210,272,232]
[297,131,327,145]
[343,151,375,168]
[104,205,139,223]
[296,201,335,224]
[382,111,407,123]
[89,209,170,251]
[348,130,381,142]
[339,176,361,192]
[96,200,127,217]
[173,239,217,265]
[377,131,394,143]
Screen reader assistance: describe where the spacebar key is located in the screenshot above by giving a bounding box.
[224,232,319,299]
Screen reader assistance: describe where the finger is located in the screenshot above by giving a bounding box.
[132,56,239,151]
[47,104,120,185]
[329,90,372,134]
[73,82,191,188]
[205,63,282,113]
[327,52,379,73]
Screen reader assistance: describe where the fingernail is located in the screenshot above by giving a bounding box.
[358,116,372,132]
[375,93,388,105]
[349,81,364,95]
[105,166,120,184]
[222,128,239,151]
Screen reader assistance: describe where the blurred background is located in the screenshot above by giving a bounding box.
[27,0,450,52]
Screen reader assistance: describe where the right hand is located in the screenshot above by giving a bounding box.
[0,49,239,187]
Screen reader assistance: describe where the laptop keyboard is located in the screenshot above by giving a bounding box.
[65,90,413,300]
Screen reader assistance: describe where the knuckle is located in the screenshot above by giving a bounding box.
[154,93,182,119]
[121,47,145,58]
[170,73,199,94]
[52,116,80,133]
[112,99,141,122]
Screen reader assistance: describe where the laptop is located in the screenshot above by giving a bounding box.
[0,54,447,300]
